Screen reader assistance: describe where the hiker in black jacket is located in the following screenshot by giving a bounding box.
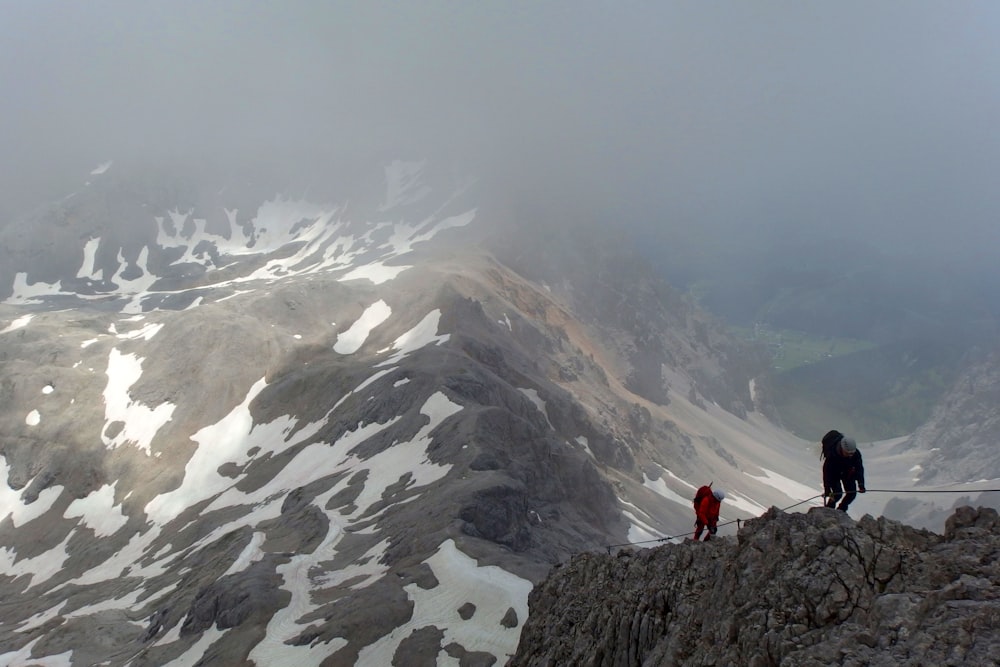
[821,430,866,512]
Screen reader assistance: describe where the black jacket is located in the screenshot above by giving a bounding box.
[823,450,865,488]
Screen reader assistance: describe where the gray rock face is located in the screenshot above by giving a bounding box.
[509,506,1000,667]
[900,345,1000,484]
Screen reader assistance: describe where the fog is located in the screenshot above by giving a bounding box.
[3,1,1000,275]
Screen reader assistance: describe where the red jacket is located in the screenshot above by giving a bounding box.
[694,487,721,526]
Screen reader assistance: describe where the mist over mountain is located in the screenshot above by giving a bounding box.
[648,231,1000,441]
[3,3,1000,665]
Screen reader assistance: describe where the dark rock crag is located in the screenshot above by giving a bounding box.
[509,506,1000,667]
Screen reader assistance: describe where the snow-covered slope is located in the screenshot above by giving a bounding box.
[0,161,984,665]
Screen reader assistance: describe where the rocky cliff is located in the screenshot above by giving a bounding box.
[509,506,1000,667]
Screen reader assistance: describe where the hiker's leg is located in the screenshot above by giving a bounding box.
[826,479,844,507]
[694,521,704,539]
[837,478,858,511]
[823,462,838,507]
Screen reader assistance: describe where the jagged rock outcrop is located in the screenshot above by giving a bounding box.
[509,506,1000,667]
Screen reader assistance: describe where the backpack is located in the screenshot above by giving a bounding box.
[693,484,713,509]
[821,430,843,459]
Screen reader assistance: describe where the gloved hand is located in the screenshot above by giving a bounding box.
[859,487,866,493]
[709,526,717,535]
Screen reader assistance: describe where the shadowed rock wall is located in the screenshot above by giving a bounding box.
[509,506,1000,667]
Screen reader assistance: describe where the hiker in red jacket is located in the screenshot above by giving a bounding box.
[693,485,726,540]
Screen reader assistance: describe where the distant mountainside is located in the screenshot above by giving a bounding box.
[651,232,1000,346]
[0,162,809,666]
[768,339,966,442]
[894,344,1000,486]
[509,505,1000,667]
[646,231,1000,441]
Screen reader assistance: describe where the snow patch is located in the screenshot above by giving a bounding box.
[355,539,531,665]
[102,348,176,454]
[76,237,103,280]
[1,313,33,333]
[0,638,73,667]
[0,530,73,590]
[0,457,64,528]
[316,539,391,591]
[338,261,411,284]
[222,532,267,577]
[643,474,692,508]
[63,526,168,588]
[5,273,62,304]
[168,627,227,667]
[661,468,698,491]
[334,300,392,354]
[724,490,769,516]
[622,505,665,544]
[16,601,68,633]
[145,378,323,524]
[376,309,449,367]
[248,521,349,666]
[115,321,163,341]
[64,482,128,537]
[744,467,822,503]
[62,587,144,620]
[519,388,554,429]
[89,160,113,175]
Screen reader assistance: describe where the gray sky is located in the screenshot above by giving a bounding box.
[3,1,1000,269]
